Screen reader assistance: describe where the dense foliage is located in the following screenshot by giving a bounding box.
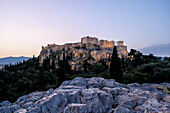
[0,49,170,103]
[0,55,72,102]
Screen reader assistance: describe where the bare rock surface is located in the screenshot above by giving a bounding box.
[0,77,169,113]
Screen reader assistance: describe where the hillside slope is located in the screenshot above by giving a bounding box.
[0,56,30,64]
[140,43,170,56]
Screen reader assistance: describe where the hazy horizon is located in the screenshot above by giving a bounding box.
[1,0,170,58]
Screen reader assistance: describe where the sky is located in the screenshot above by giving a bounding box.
[0,0,170,58]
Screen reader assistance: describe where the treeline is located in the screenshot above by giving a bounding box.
[0,47,170,103]
[123,49,170,84]
[0,53,72,102]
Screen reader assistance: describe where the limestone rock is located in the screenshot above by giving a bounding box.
[64,104,88,113]
[14,109,27,113]
[35,93,67,113]
[68,77,87,88]
[114,106,135,113]
[0,77,169,113]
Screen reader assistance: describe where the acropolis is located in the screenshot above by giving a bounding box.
[39,36,128,70]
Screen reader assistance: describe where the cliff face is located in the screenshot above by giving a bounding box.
[0,77,169,113]
[39,36,128,70]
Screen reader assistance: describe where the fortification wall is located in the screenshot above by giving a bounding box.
[117,45,128,58]
[99,40,115,48]
[117,41,124,46]
[81,36,98,45]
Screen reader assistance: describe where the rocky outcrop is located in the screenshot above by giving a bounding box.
[39,37,128,71]
[0,77,169,113]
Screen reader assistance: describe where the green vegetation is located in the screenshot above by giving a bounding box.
[0,49,170,103]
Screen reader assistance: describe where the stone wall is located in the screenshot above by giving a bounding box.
[117,41,124,46]
[81,36,98,45]
[117,46,128,58]
[98,40,115,48]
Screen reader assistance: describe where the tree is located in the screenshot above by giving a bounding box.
[83,60,88,72]
[57,48,72,86]
[110,46,123,82]
[42,57,50,70]
[121,56,125,70]
[51,59,56,70]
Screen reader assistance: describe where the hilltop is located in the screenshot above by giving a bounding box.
[39,36,128,70]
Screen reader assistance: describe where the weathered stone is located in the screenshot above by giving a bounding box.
[59,85,84,90]
[67,90,81,104]
[18,91,45,107]
[68,77,87,88]
[113,95,123,107]
[81,88,99,103]
[137,97,147,106]
[152,92,163,102]
[0,101,11,107]
[114,106,135,113]
[35,92,67,113]
[97,90,113,110]
[0,104,19,113]
[14,109,27,113]
[86,99,105,113]
[59,80,71,88]
[107,108,115,113]
[114,82,128,89]
[141,86,157,92]
[152,83,170,94]
[0,77,169,113]
[127,83,141,90]
[87,77,106,88]
[163,95,170,103]
[64,104,88,113]
[121,98,138,109]
[81,88,105,113]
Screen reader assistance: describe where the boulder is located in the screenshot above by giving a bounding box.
[0,101,12,107]
[68,77,87,88]
[67,90,81,104]
[14,109,27,113]
[0,104,19,113]
[81,88,105,113]
[97,90,113,110]
[114,106,135,113]
[35,92,67,113]
[64,104,88,113]
[127,83,141,90]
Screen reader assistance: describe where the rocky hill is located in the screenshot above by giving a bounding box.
[39,36,128,70]
[0,77,169,113]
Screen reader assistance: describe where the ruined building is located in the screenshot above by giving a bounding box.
[39,36,128,70]
[80,36,127,57]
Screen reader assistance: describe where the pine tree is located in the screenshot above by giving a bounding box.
[110,46,123,82]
